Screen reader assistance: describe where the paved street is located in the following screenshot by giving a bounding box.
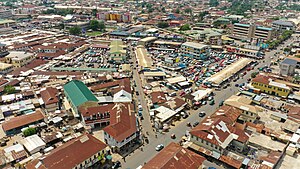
[122,37,295,169]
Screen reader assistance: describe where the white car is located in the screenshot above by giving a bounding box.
[155,144,164,151]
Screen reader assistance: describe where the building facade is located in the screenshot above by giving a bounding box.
[251,75,291,98]
[180,42,210,60]
[4,51,34,68]
[280,58,297,76]
[232,23,273,41]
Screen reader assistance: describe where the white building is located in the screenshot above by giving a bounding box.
[20,134,46,155]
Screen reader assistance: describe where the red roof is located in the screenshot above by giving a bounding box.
[25,134,107,169]
[90,78,131,93]
[103,103,137,142]
[40,87,59,105]
[2,109,44,131]
[150,91,166,104]
[252,75,270,85]
[79,104,114,117]
[219,155,242,169]
[211,105,242,125]
[190,117,232,146]
[288,106,300,121]
[143,142,206,169]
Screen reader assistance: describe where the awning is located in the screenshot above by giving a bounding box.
[106,155,112,160]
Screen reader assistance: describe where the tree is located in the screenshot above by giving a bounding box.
[184,8,192,14]
[23,128,36,137]
[209,0,219,7]
[157,22,169,28]
[198,11,208,21]
[92,9,97,17]
[251,72,259,78]
[179,24,191,31]
[90,20,100,31]
[4,85,15,94]
[69,26,81,35]
[99,21,105,31]
[175,8,180,14]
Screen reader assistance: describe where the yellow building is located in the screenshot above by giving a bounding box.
[5,51,34,68]
[251,75,290,98]
[0,62,13,74]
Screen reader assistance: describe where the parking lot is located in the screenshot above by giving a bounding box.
[52,47,130,70]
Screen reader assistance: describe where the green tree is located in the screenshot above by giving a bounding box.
[157,22,169,28]
[251,72,259,78]
[4,85,15,94]
[175,8,180,14]
[184,8,192,14]
[99,21,105,31]
[92,9,97,17]
[90,20,100,31]
[179,24,191,31]
[69,26,81,35]
[23,128,37,137]
[209,0,219,7]
[198,11,208,21]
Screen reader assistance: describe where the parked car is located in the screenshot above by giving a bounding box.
[155,144,164,151]
[193,121,200,127]
[209,100,215,105]
[112,161,121,169]
[199,111,206,117]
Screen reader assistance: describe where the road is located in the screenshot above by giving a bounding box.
[130,46,154,138]
[122,37,295,169]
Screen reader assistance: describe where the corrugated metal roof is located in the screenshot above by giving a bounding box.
[63,80,98,107]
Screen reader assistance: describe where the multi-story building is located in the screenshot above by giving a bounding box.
[4,51,35,68]
[272,20,295,32]
[180,42,210,60]
[25,134,108,169]
[109,40,127,63]
[231,23,273,41]
[63,80,98,118]
[0,62,13,75]
[251,75,291,98]
[190,107,249,154]
[103,103,140,153]
[0,43,9,57]
[280,58,297,76]
[224,95,259,123]
[97,12,131,23]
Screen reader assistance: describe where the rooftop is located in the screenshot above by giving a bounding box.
[5,51,34,61]
[182,42,208,49]
[2,109,45,132]
[142,142,206,169]
[25,134,107,169]
[63,80,98,107]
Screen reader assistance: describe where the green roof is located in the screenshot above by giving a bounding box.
[64,80,98,107]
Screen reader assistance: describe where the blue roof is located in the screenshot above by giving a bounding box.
[234,23,250,27]
[257,26,272,31]
[110,31,129,36]
[282,58,297,65]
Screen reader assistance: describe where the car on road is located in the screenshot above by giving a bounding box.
[199,111,206,117]
[202,101,207,105]
[209,100,215,105]
[171,134,176,139]
[155,144,164,151]
[112,161,121,169]
[193,121,200,127]
[136,91,139,95]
